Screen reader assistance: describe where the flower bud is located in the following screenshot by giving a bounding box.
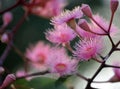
[78,19,91,31]
[0,67,5,75]
[109,75,120,82]
[111,0,119,13]
[110,62,120,82]
[1,33,9,43]
[81,4,93,18]
[2,12,13,26]
[0,74,16,89]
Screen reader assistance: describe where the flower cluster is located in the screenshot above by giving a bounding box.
[25,42,77,76]
[1,0,120,89]
[24,0,67,18]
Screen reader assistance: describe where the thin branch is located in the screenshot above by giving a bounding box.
[0,43,12,66]
[76,72,89,82]
[11,43,28,62]
[92,58,104,63]
[0,0,24,14]
[16,71,49,80]
[115,48,120,51]
[91,17,108,33]
[85,61,105,89]
[104,64,120,68]
[12,11,29,35]
[108,13,114,33]
[115,40,120,47]
[107,34,115,47]
[87,30,107,36]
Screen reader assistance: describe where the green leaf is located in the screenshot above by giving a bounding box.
[55,76,70,88]
[14,79,30,89]
[29,77,67,89]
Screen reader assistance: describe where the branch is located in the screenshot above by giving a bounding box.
[104,64,120,68]
[76,72,89,82]
[12,11,29,35]
[0,0,24,14]
[85,61,105,89]
[91,17,108,33]
[0,43,12,66]
[16,71,49,80]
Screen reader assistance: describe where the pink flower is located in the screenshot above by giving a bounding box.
[45,24,76,44]
[51,6,83,25]
[16,70,27,78]
[91,14,118,36]
[2,12,13,26]
[25,41,51,68]
[16,70,32,80]
[108,62,120,82]
[113,62,120,79]
[73,38,103,61]
[46,47,78,76]
[24,0,66,18]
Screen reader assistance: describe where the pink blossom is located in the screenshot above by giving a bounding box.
[73,38,103,61]
[113,62,120,79]
[2,12,13,26]
[45,24,76,44]
[110,0,119,13]
[16,70,32,80]
[0,74,16,89]
[24,0,66,18]
[25,41,51,68]
[51,6,83,25]
[16,70,27,78]
[46,47,78,76]
[81,4,93,18]
[91,14,118,36]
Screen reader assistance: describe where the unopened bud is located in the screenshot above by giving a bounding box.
[1,33,9,43]
[81,4,93,18]
[109,75,120,82]
[0,74,16,89]
[2,12,13,26]
[111,0,119,13]
[0,67,5,75]
[78,19,91,31]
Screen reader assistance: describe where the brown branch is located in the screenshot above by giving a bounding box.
[0,0,24,14]
[104,64,120,68]
[16,71,49,80]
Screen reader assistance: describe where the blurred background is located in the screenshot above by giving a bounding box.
[0,0,120,89]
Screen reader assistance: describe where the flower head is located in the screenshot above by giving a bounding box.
[45,24,76,44]
[73,38,103,61]
[25,41,51,68]
[51,6,83,25]
[108,62,120,82]
[46,47,78,76]
[24,0,66,18]
[113,62,120,79]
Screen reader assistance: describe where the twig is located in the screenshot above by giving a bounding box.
[0,43,12,66]
[16,71,49,80]
[76,72,89,82]
[0,0,24,14]
[104,64,120,68]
